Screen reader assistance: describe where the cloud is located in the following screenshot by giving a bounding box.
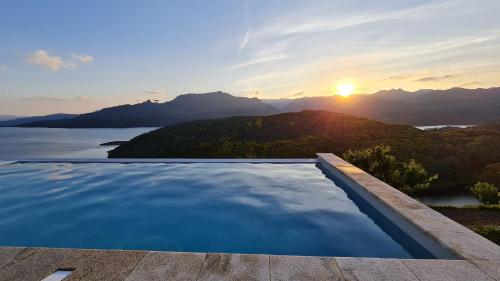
[27,50,93,71]
[0,65,7,71]
[233,74,276,86]
[144,90,166,96]
[461,81,481,87]
[384,75,409,80]
[239,1,457,50]
[414,75,456,82]
[229,54,289,70]
[27,50,64,71]
[293,92,304,97]
[71,53,94,63]
[21,96,89,102]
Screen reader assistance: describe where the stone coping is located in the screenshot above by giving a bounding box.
[1,154,500,280]
[1,247,499,281]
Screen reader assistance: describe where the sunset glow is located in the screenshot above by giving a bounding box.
[337,84,354,97]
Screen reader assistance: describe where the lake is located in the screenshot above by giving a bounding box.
[415,125,475,130]
[0,127,157,159]
[416,194,480,207]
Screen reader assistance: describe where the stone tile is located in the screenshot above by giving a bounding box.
[270,255,342,281]
[124,251,205,281]
[429,231,500,260]
[335,257,419,281]
[197,253,269,281]
[0,247,149,281]
[0,247,83,281]
[403,259,495,281]
[0,247,24,269]
[471,260,500,281]
[65,249,147,281]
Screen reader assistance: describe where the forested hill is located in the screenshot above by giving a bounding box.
[109,110,500,194]
[22,92,279,128]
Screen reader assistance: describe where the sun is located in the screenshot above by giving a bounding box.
[337,84,354,97]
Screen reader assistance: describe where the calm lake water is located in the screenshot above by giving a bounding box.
[415,125,475,130]
[0,127,157,159]
[417,194,480,207]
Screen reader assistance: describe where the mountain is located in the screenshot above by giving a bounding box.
[0,115,24,122]
[264,87,500,125]
[23,92,279,128]
[0,113,78,127]
[109,110,500,194]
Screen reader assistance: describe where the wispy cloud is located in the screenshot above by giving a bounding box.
[239,0,458,51]
[229,54,289,70]
[144,90,166,96]
[71,53,94,63]
[27,50,93,71]
[461,81,482,87]
[414,75,456,82]
[293,92,304,97]
[233,74,276,85]
[21,96,89,102]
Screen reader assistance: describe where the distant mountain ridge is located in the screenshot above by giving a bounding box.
[23,91,279,128]
[0,115,24,122]
[7,87,500,128]
[0,113,78,127]
[263,87,500,125]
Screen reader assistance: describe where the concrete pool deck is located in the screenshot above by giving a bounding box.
[1,154,499,280]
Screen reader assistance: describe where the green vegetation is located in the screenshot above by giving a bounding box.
[471,182,500,204]
[343,146,437,195]
[110,110,500,195]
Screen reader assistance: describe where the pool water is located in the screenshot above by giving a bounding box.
[0,162,431,258]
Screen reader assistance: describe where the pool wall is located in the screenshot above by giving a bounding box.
[318,153,500,261]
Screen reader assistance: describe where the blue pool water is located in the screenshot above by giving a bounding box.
[0,162,431,258]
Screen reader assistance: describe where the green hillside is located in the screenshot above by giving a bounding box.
[109,110,500,194]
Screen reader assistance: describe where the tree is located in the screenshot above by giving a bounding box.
[343,145,437,195]
[471,182,499,205]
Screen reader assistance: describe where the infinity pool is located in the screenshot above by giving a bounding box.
[0,162,433,258]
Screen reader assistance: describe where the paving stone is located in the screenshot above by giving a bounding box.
[0,247,83,281]
[471,260,500,281]
[0,247,149,281]
[65,249,148,281]
[124,251,205,281]
[197,253,269,281]
[335,257,418,281]
[430,231,500,260]
[270,255,342,281]
[403,259,495,281]
[0,247,24,269]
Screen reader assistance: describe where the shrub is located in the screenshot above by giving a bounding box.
[471,182,499,204]
[343,145,437,195]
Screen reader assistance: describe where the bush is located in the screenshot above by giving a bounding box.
[343,145,437,195]
[471,182,499,204]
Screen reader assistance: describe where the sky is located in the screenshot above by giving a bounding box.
[1,0,500,115]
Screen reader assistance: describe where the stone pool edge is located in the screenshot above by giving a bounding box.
[1,154,500,281]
